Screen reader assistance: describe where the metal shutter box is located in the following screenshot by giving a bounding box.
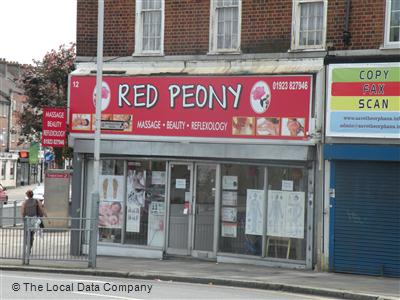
[333,161,400,277]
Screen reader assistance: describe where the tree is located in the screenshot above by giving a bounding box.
[19,43,76,167]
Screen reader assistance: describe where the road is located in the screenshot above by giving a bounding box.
[0,270,340,300]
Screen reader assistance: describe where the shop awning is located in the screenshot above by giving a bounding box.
[73,138,314,162]
[72,57,324,76]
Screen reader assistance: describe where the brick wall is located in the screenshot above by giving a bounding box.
[327,0,385,50]
[76,0,387,57]
[241,0,292,53]
[164,0,210,55]
[77,0,135,57]
[77,0,97,56]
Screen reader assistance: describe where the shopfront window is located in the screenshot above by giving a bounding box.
[266,167,307,260]
[125,160,166,247]
[98,160,124,243]
[219,164,264,256]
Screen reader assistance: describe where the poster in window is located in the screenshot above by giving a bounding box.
[99,201,123,229]
[222,191,237,206]
[127,169,146,207]
[100,175,124,202]
[281,180,293,191]
[267,190,285,237]
[286,192,305,239]
[222,176,238,190]
[221,222,237,238]
[267,190,305,239]
[151,171,166,185]
[126,203,141,233]
[245,189,264,236]
[147,201,165,247]
[176,179,186,189]
[222,207,237,222]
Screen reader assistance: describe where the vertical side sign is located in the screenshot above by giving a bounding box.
[42,107,67,147]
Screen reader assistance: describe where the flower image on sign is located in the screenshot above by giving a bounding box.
[250,81,271,114]
[93,81,111,111]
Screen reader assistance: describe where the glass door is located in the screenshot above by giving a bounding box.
[192,164,217,257]
[167,163,193,255]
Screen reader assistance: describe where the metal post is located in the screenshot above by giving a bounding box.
[89,0,104,269]
[23,217,27,265]
[88,192,99,268]
[0,202,3,228]
[13,201,17,227]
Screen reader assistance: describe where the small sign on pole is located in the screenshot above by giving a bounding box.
[44,151,55,162]
[42,107,67,148]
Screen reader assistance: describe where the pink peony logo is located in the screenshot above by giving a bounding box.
[250,81,271,114]
[101,86,109,99]
[93,81,111,112]
[252,86,266,101]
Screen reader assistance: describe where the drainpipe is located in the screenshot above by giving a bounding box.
[6,92,12,152]
[343,0,352,46]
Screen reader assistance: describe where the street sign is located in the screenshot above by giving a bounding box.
[44,152,54,162]
[42,107,67,147]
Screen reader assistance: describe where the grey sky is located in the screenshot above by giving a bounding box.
[0,0,77,64]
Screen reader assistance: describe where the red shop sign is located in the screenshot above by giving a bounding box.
[42,107,67,147]
[69,75,312,141]
[46,173,70,179]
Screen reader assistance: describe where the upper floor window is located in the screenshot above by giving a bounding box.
[384,0,400,48]
[292,0,327,50]
[134,0,164,55]
[210,0,241,53]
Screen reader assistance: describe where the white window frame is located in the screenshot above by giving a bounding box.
[384,0,400,48]
[134,0,165,56]
[291,0,327,51]
[209,0,242,54]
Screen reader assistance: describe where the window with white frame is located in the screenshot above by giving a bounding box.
[385,0,400,47]
[134,0,164,55]
[210,0,241,53]
[292,0,327,50]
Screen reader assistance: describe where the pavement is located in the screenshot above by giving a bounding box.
[1,256,399,300]
[1,183,399,300]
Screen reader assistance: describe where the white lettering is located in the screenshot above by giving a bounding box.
[169,85,180,108]
[133,85,146,107]
[118,84,131,107]
[195,85,208,108]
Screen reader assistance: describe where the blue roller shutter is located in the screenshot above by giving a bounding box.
[333,161,400,277]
